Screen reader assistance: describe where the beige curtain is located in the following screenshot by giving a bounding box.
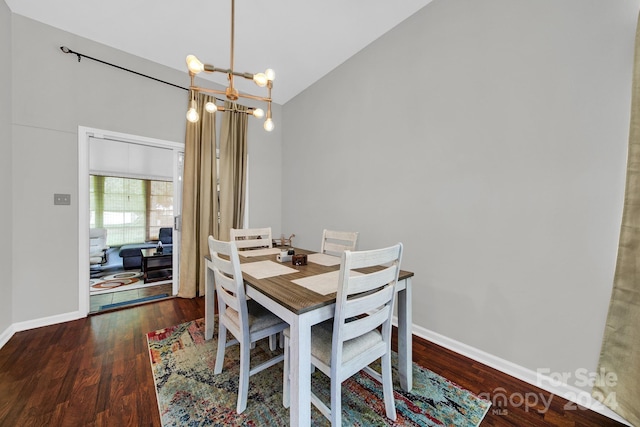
[218,101,248,241]
[178,92,218,298]
[592,12,640,427]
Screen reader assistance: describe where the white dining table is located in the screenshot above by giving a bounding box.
[204,248,414,426]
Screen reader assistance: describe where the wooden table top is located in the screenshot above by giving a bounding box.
[236,247,413,315]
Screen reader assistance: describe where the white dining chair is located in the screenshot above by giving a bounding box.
[283,242,403,426]
[320,229,359,257]
[229,227,281,350]
[230,227,273,251]
[209,236,288,414]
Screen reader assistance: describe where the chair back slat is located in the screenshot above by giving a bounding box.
[342,305,391,342]
[343,285,394,319]
[345,266,398,296]
[213,254,234,276]
[230,227,273,250]
[214,271,241,312]
[346,247,398,270]
[320,229,359,256]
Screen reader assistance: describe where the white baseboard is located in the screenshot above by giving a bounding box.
[393,316,630,425]
[0,310,86,351]
[0,323,17,349]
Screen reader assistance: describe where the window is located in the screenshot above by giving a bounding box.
[148,180,174,240]
[90,175,173,246]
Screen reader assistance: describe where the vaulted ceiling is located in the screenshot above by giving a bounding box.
[6,0,433,104]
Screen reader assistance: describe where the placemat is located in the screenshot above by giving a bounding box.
[292,270,363,295]
[240,260,298,279]
[307,252,341,266]
[238,247,282,258]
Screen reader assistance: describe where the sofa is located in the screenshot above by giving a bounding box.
[119,227,173,270]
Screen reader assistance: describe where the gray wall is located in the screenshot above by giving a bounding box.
[282,0,638,391]
[9,13,281,323]
[0,0,13,334]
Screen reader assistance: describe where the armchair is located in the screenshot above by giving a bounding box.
[89,228,109,265]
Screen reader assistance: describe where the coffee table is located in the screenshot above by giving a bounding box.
[141,248,173,283]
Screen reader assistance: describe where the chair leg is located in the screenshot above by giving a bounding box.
[237,341,251,414]
[214,323,227,375]
[330,376,342,427]
[269,334,277,351]
[381,351,397,421]
[282,334,290,408]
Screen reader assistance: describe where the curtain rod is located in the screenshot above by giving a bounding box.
[60,46,231,104]
[60,46,189,92]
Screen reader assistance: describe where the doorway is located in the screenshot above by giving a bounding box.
[78,127,184,315]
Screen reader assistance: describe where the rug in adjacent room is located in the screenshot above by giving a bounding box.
[146,318,491,426]
[90,271,157,295]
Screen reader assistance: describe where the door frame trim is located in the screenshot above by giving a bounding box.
[78,126,184,315]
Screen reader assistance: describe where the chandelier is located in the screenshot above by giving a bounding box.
[185,0,275,131]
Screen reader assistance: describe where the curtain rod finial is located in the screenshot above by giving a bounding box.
[60,46,81,62]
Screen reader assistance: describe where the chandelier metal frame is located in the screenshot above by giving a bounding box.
[185,0,275,131]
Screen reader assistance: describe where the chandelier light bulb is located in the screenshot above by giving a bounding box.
[265,69,275,81]
[252,108,264,118]
[186,55,204,74]
[186,107,199,123]
[264,118,274,132]
[253,73,268,87]
[205,102,218,113]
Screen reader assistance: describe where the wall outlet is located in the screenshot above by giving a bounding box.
[54,193,71,205]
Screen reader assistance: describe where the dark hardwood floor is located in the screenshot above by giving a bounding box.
[0,297,627,426]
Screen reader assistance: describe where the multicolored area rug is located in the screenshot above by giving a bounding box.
[146,319,490,426]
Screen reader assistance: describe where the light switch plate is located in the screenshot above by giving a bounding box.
[54,193,71,205]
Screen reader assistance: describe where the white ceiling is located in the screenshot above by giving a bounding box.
[5,0,433,104]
